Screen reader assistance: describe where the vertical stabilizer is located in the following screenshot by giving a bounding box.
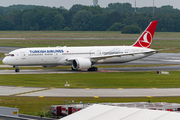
[133,20,158,48]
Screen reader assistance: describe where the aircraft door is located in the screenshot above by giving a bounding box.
[96,50,102,55]
[54,53,58,58]
[21,52,26,59]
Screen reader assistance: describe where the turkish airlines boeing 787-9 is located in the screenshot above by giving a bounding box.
[3,20,158,72]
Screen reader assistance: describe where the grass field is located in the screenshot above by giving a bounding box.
[0,39,180,53]
[0,53,4,65]
[0,60,3,65]
[1,96,180,116]
[0,31,180,38]
[0,53,5,58]
[0,31,137,38]
[0,31,180,52]
[0,72,180,88]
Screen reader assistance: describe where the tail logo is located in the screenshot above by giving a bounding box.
[139,31,152,48]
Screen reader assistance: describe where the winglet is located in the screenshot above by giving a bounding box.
[133,20,158,48]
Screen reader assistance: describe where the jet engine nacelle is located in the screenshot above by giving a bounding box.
[42,65,58,68]
[72,58,92,70]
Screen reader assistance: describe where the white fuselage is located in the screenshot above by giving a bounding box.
[3,46,155,67]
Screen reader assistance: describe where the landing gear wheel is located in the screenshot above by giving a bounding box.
[88,67,98,71]
[94,67,98,71]
[71,67,79,71]
[15,69,20,72]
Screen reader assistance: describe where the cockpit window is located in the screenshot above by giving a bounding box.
[5,54,14,57]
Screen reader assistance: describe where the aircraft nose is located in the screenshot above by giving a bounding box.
[2,57,8,64]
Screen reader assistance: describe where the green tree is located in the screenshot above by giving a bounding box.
[21,11,33,30]
[0,7,4,16]
[83,6,103,15]
[31,9,44,30]
[70,4,83,12]
[53,14,65,30]
[121,25,141,34]
[41,11,60,30]
[1,3,180,31]
[109,23,125,31]
[58,9,73,29]
[72,10,93,31]
[6,10,22,30]
[160,5,179,13]
[90,14,106,31]
[105,12,122,29]
[104,2,132,13]
[0,15,15,30]
[135,17,150,31]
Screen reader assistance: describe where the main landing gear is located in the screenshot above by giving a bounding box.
[88,67,98,71]
[71,66,98,71]
[71,67,75,71]
[13,66,20,72]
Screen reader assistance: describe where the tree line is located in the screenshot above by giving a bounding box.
[0,3,180,32]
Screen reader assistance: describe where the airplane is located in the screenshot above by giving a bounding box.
[3,20,159,72]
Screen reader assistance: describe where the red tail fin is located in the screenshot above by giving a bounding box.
[133,20,158,48]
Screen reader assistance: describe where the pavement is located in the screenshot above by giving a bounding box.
[0,46,21,53]
[0,64,180,74]
[1,86,180,98]
[102,65,180,72]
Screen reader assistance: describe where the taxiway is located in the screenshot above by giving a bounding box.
[0,65,180,74]
[1,86,180,98]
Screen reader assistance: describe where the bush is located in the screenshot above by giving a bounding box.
[109,23,125,31]
[121,25,141,34]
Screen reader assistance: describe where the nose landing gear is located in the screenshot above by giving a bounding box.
[15,69,20,72]
[13,66,20,72]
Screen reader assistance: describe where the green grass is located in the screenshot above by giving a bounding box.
[154,32,180,38]
[0,39,138,47]
[0,31,138,38]
[0,60,3,65]
[0,53,5,65]
[0,53,5,57]
[0,39,180,52]
[0,72,180,88]
[0,31,180,38]
[0,31,180,53]
[1,96,180,116]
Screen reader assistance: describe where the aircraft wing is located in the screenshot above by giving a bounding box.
[65,50,157,62]
[90,50,157,60]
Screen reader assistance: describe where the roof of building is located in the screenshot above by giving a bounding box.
[60,104,180,120]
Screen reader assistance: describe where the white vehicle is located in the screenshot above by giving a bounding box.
[3,21,158,72]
